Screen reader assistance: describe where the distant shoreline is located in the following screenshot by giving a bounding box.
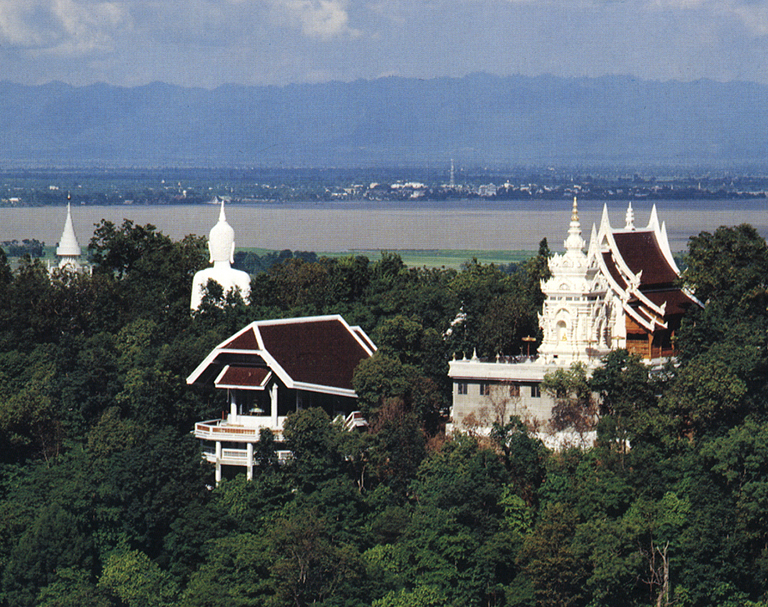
[2,199,765,256]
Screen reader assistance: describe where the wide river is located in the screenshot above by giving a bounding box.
[1,198,766,253]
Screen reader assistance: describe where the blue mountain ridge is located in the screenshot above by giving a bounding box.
[0,73,764,168]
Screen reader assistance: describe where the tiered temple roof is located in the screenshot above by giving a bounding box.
[187,314,376,397]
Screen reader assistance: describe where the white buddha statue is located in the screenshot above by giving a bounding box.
[190,202,251,310]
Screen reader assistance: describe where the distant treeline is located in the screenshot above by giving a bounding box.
[233,249,318,275]
[1,239,44,258]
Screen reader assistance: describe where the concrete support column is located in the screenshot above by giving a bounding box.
[270,383,278,429]
[215,441,222,485]
[247,442,254,481]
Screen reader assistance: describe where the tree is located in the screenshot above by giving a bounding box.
[36,567,111,607]
[180,533,274,607]
[268,510,365,607]
[283,408,343,490]
[98,549,179,607]
[590,349,657,453]
[520,502,588,607]
[542,362,596,439]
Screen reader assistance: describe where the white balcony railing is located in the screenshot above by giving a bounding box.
[194,419,285,443]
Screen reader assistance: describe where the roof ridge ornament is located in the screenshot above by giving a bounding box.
[599,203,611,233]
[625,201,635,230]
[648,204,660,232]
[587,223,599,257]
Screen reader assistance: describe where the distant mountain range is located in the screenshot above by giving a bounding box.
[0,73,766,168]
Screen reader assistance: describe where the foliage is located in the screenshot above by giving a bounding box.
[542,362,597,435]
[0,218,767,607]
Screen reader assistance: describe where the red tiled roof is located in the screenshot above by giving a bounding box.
[602,252,627,289]
[224,328,259,350]
[644,289,699,317]
[259,318,370,391]
[612,231,678,287]
[215,366,271,389]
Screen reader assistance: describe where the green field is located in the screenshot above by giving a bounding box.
[235,248,536,269]
[319,249,535,269]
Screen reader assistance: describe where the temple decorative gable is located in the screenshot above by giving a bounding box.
[537,198,700,364]
[448,199,702,437]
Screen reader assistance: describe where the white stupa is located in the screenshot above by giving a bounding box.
[55,202,83,271]
[190,201,252,310]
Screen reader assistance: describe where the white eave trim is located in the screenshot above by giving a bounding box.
[293,381,358,398]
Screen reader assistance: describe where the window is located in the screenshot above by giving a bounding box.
[508,383,520,397]
[479,383,491,396]
[457,382,468,395]
[530,383,541,398]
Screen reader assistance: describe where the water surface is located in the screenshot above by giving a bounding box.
[1,199,765,253]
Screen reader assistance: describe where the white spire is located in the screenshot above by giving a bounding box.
[625,202,635,230]
[56,202,81,257]
[647,204,660,233]
[564,196,585,253]
[587,223,599,257]
[599,203,612,233]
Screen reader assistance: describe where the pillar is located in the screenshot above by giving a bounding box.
[270,383,278,429]
[215,441,222,485]
[246,442,254,481]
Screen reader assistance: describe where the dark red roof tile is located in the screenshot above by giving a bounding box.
[259,319,370,391]
[216,366,271,389]
[224,328,259,350]
[644,289,698,316]
[613,231,678,287]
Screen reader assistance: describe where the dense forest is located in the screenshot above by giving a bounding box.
[0,217,767,607]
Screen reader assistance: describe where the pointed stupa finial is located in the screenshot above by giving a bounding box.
[56,200,81,257]
[625,201,635,230]
[565,196,585,253]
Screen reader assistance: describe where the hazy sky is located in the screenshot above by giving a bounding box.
[0,0,767,88]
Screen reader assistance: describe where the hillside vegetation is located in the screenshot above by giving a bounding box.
[0,221,767,606]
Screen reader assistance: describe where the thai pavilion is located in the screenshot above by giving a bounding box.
[448,198,702,435]
[188,315,376,482]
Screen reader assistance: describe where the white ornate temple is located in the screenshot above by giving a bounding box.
[448,198,701,433]
[190,201,252,309]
